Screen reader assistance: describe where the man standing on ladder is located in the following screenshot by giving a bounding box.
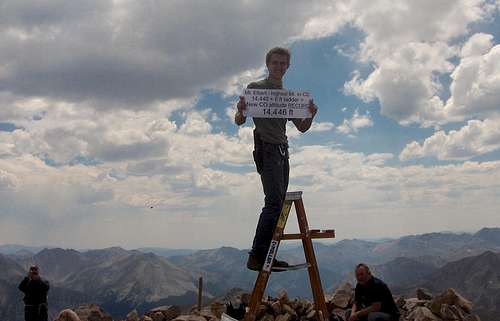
[234,47,318,271]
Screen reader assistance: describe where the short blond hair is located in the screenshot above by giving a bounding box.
[55,309,81,321]
[266,47,291,66]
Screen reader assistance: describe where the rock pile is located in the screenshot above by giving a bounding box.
[55,286,482,321]
[241,285,483,321]
[241,289,330,321]
[399,288,481,321]
[143,305,182,321]
[134,303,221,321]
[73,304,113,321]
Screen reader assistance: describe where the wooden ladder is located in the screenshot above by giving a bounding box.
[243,191,335,321]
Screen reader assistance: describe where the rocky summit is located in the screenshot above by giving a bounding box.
[53,286,482,321]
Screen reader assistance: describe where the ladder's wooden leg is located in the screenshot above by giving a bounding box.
[244,271,271,321]
[244,200,293,321]
[294,198,330,321]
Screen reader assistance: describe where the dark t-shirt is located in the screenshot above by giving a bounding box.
[354,277,400,318]
[18,277,50,305]
[247,78,288,145]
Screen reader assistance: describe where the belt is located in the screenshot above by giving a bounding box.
[278,144,286,157]
[262,141,288,157]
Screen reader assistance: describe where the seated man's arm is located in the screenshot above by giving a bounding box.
[291,99,317,133]
[354,302,381,319]
[349,288,361,321]
[351,303,357,315]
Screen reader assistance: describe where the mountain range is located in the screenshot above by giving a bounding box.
[1,227,499,321]
[421,250,500,321]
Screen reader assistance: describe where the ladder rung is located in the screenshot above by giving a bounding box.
[310,229,336,238]
[281,229,335,240]
[272,262,309,271]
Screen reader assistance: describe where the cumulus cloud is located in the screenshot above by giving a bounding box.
[1,0,500,247]
[1,100,256,167]
[0,168,18,191]
[443,39,500,121]
[286,145,500,242]
[397,32,500,162]
[286,121,335,139]
[309,121,335,132]
[344,41,455,126]
[350,0,488,59]
[400,118,500,161]
[336,109,373,135]
[1,0,497,121]
[3,140,500,247]
[343,1,498,127]
[460,32,495,57]
[0,0,346,110]
[179,110,213,136]
[0,106,177,164]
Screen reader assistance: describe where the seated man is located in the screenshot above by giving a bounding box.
[348,263,400,321]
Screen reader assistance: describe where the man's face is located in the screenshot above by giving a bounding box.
[355,267,371,285]
[267,54,289,80]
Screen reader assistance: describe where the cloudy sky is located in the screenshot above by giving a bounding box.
[1,0,500,250]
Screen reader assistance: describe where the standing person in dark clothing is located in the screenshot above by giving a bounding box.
[235,47,318,271]
[348,263,400,321]
[18,265,50,321]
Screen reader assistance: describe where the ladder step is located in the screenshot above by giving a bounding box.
[281,229,335,240]
[272,262,309,271]
[285,191,303,200]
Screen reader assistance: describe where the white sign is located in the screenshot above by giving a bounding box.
[263,240,279,272]
[243,89,312,119]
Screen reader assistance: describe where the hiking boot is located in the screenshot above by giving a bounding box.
[271,258,290,272]
[246,254,263,271]
[246,254,290,272]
